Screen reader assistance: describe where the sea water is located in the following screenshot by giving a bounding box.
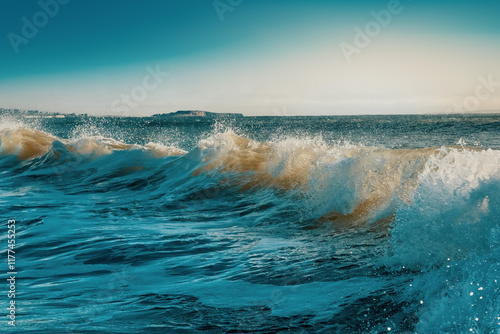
[0,114,499,333]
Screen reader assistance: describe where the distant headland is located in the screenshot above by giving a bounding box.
[152,110,244,118]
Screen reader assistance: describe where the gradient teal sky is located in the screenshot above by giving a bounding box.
[0,0,499,115]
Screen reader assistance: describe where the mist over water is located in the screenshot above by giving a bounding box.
[1,114,499,333]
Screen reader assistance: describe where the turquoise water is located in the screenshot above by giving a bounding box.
[1,114,499,333]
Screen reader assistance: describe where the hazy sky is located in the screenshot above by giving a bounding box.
[0,0,499,116]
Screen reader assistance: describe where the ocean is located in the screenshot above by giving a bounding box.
[0,114,499,333]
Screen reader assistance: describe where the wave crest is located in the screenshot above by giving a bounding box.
[0,127,57,160]
[0,126,185,160]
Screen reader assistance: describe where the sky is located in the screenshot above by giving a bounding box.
[0,0,499,116]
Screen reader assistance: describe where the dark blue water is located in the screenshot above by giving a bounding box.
[1,114,499,333]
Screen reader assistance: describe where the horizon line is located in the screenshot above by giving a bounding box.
[1,107,500,118]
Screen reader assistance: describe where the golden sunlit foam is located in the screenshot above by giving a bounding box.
[0,128,57,160]
[0,127,186,161]
[194,132,482,228]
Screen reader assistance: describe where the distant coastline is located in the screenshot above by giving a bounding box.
[0,108,244,119]
[0,108,86,119]
[152,110,244,118]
